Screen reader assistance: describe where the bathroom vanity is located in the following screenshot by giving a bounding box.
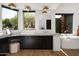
[0,31,60,54]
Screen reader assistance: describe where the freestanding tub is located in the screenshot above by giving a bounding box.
[60,34,79,49]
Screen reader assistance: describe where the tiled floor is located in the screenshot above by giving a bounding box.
[9,50,65,56]
[62,49,79,56]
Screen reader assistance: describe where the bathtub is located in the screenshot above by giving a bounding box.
[60,34,79,49]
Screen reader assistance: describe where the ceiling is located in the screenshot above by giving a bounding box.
[1,3,61,10]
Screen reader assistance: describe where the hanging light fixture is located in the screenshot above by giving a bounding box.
[25,5,31,11]
[8,3,16,8]
[42,6,49,13]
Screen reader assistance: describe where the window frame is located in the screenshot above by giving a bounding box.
[23,10,36,30]
[1,5,19,30]
[55,13,73,34]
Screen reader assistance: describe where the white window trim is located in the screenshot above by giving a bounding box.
[23,11,36,30]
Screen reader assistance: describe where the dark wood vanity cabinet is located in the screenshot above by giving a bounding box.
[0,38,9,53]
[8,36,20,43]
[0,35,53,54]
[0,36,20,53]
[20,36,53,49]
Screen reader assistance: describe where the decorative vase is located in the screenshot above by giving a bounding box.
[77,26,79,36]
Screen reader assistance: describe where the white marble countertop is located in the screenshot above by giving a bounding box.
[0,30,59,39]
[0,30,61,39]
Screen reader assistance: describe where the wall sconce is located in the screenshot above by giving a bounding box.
[42,6,49,13]
[25,5,31,11]
[8,3,16,8]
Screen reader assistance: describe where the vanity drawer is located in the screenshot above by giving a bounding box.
[20,36,53,49]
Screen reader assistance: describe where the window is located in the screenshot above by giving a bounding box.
[2,5,18,30]
[55,14,73,34]
[23,11,35,30]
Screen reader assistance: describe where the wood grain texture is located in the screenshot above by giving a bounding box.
[63,49,79,56]
[8,50,65,56]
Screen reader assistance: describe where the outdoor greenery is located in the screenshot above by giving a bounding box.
[2,13,35,30]
[24,12,35,30]
[2,16,18,30]
[2,6,35,30]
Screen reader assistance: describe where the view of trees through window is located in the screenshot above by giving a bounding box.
[55,14,73,33]
[23,12,35,30]
[2,7,18,30]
